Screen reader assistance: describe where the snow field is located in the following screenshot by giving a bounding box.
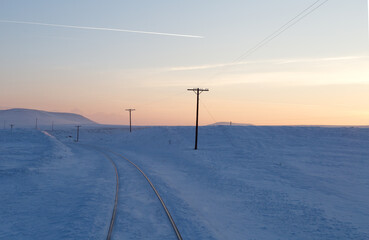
[53,125,369,239]
[0,129,116,239]
[1,125,369,239]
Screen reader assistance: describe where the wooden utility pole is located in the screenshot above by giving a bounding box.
[75,125,81,142]
[10,124,14,133]
[125,109,135,132]
[35,118,38,129]
[187,88,209,150]
[52,121,54,131]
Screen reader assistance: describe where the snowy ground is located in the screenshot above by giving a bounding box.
[0,129,115,239]
[1,126,369,239]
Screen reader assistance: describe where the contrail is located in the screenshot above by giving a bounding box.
[0,20,204,39]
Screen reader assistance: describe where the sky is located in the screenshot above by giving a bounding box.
[0,0,368,125]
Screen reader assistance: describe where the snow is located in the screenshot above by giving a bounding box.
[0,128,115,239]
[0,108,96,128]
[1,125,369,239]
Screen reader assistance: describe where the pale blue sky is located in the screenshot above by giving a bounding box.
[0,1,368,125]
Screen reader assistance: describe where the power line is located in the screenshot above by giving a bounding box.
[200,99,237,146]
[235,0,330,62]
[200,99,218,124]
[206,0,330,81]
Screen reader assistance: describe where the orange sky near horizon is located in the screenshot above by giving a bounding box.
[0,1,368,126]
[2,56,369,126]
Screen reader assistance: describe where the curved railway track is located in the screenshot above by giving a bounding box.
[89,145,182,240]
[41,134,121,240]
[99,151,119,240]
[108,150,183,240]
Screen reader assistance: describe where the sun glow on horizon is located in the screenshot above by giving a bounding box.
[0,1,368,126]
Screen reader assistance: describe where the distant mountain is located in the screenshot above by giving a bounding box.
[209,122,253,126]
[0,108,97,127]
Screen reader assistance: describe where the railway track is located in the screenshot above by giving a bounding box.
[91,145,183,240]
[99,151,119,240]
[43,131,182,239]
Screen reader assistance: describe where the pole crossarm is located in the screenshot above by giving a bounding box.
[187,88,209,94]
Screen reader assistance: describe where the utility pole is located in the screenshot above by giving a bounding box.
[187,88,209,150]
[35,118,38,129]
[52,121,54,131]
[75,125,81,142]
[10,124,14,133]
[125,109,135,132]
[3,120,5,129]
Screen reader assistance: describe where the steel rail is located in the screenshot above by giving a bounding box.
[99,151,119,240]
[42,132,120,240]
[75,143,182,240]
[108,150,183,240]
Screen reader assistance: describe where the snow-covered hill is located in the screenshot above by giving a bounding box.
[209,121,253,126]
[0,108,96,127]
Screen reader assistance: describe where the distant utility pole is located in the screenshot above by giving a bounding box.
[10,124,14,133]
[75,125,81,142]
[187,88,209,150]
[3,120,5,129]
[35,118,38,129]
[125,109,135,132]
[51,121,54,131]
